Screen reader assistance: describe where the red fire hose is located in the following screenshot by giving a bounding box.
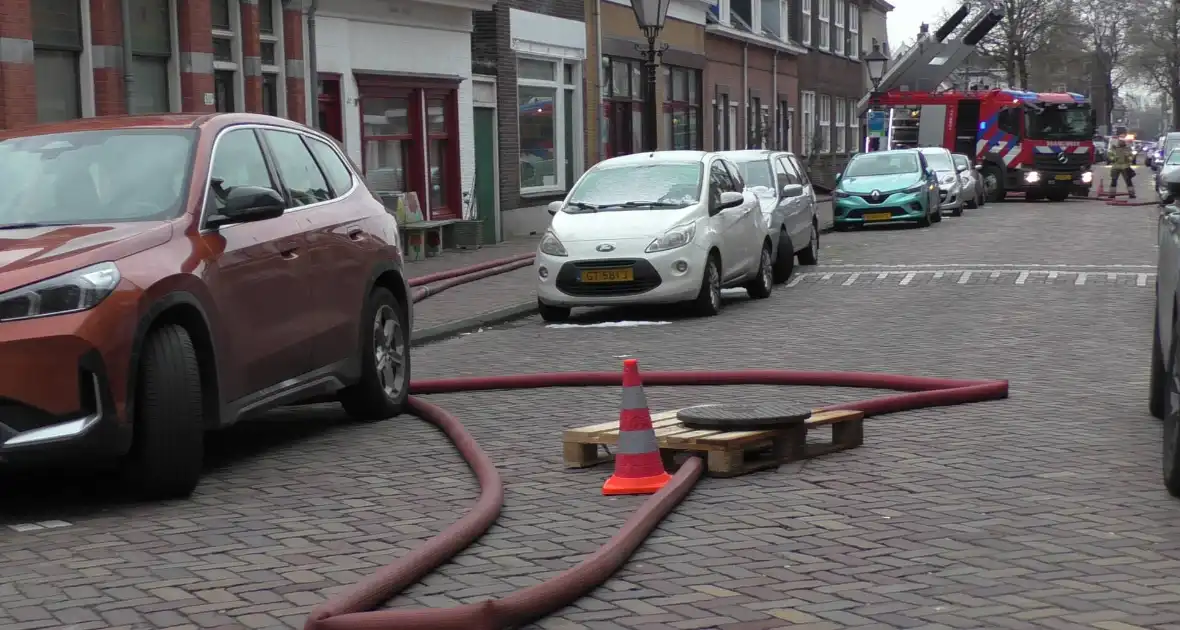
[304,255,1010,630]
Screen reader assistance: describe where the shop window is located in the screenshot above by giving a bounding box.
[601,56,643,159]
[664,67,701,150]
[357,77,461,220]
[520,57,582,192]
[129,0,173,114]
[32,0,83,123]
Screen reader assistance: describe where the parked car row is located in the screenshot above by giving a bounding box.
[536,149,820,322]
[830,146,985,229]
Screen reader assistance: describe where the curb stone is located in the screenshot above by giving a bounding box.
[411,301,538,346]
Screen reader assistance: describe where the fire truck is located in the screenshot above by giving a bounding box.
[857,4,1097,203]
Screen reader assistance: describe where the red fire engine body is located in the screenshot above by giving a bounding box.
[872,89,1096,202]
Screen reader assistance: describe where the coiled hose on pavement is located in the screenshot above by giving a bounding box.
[304,252,1010,630]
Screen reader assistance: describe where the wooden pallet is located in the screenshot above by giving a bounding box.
[561,407,865,477]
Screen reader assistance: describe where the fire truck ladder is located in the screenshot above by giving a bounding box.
[855,2,1005,117]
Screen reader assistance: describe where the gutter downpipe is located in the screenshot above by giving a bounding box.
[121,0,134,110]
[771,51,777,150]
[594,0,604,162]
[307,0,320,129]
[741,42,748,148]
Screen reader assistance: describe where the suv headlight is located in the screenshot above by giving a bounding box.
[539,230,567,257]
[903,183,925,193]
[960,174,973,186]
[0,262,121,323]
[833,190,851,198]
[646,223,696,253]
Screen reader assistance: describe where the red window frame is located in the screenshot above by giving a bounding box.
[664,66,702,150]
[355,74,461,221]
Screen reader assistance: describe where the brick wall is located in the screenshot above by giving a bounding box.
[474,0,585,213]
[0,0,306,130]
[0,0,35,128]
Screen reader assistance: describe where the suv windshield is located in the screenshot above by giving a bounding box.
[845,153,919,177]
[920,151,953,171]
[565,162,702,212]
[0,130,197,227]
[1025,105,1094,141]
[733,159,774,189]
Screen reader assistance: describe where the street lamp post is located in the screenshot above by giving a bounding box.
[631,0,672,153]
[863,42,889,151]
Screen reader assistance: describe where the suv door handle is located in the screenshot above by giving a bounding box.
[347,227,365,241]
[279,246,299,259]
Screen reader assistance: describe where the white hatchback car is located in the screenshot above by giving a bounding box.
[536,151,770,322]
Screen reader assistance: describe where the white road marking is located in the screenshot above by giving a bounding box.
[1138,273,1149,287]
[989,271,1001,280]
[786,273,805,288]
[785,270,1156,288]
[8,520,71,533]
[1107,272,1118,282]
[958,270,973,284]
[813,263,1155,269]
[933,271,944,279]
[1016,271,1030,285]
[900,271,917,285]
[821,272,834,281]
[1048,271,1059,280]
[1075,273,1088,286]
[876,272,889,280]
[842,272,860,286]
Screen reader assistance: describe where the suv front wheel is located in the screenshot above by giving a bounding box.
[340,287,411,421]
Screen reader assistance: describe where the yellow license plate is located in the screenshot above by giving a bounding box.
[1055,174,1073,181]
[863,212,893,221]
[581,268,634,283]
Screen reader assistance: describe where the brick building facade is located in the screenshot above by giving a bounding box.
[0,0,305,130]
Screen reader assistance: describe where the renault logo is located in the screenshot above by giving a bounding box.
[871,190,881,202]
[596,243,615,252]
[1057,151,1069,164]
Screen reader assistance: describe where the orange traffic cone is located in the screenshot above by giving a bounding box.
[603,359,672,496]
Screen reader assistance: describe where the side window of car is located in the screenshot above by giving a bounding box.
[306,137,355,197]
[208,129,276,215]
[722,160,744,190]
[787,155,810,185]
[261,130,333,208]
[709,161,729,201]
[777,157,801,186]
[771,157,790,189]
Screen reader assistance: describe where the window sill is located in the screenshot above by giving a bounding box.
[521,186,567,198]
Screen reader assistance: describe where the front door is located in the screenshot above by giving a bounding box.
[473,107,499,243]
[200,128,313,400]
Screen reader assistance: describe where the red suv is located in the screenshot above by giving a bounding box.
[0,114,412,498]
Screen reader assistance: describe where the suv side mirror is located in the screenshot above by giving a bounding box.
[974,164,983,171]
[712,190,745,214]
[834,173,842,183]
[547,200,562,216]
[207,186,286,228]
[781,184,804,198]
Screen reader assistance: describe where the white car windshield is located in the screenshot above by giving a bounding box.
[921,151,953,171]
[734,159,774,190]
[845,153,919,177]
[0,130,197,227]
[564,162,702,212]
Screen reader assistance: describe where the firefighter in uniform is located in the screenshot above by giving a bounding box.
[1108,139,1136,199]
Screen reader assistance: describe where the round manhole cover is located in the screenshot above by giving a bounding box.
[677,403,813,430]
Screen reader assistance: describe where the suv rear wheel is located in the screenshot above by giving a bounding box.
[340,288,410,421]
[127,324,204,499]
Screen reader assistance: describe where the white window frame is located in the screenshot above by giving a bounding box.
[834,0,845,55]
[781,0,789,42]
[801,91,815,156]
[787,107,795,153]
[801,0,812,46]
[819,94,831,154]
[517,56,582,195]
[729,101,739,149]
[835,97,846,153]
[259,0,287,117]
[817,0,830,51]
[212,0,245,113]
[848,4,859,59]
[848,100,859,152]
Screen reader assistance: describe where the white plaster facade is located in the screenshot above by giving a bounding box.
[859,0,892,92]
[310,0,493,211]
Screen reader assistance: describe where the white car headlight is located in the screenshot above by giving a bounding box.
[960,175,972,186]
[646,223,696,253]
[1082,171,1093,183]
[0,262,120,323]
[539,230,567,257]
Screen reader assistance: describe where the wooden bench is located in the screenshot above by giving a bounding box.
[401,219,458,261]
[561,407,865,477]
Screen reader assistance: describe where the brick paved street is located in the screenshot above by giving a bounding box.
[3,199,1178,630]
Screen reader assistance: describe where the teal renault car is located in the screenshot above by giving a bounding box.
[832,149,941,230]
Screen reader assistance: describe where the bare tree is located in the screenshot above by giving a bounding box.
[947,0,1065,89]
[1126,0,1180,128]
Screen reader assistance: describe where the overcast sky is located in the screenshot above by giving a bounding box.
[887,0,964,49]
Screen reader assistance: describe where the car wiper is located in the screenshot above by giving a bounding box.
[0,222,54,230]
[567,202,600,212]
[603,201,686,208]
